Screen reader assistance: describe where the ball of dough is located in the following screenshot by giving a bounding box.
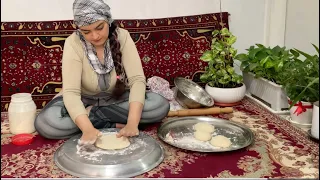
[95,134,130,150]
[210,135,231,148]
[194,122,215,133]
[194,131,212,141]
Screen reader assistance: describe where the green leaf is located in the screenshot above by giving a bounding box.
[260,56,270,65]
[240,61,250,71]
[214,42,224,51]
[272,46,281,56]
[312,43,319,54]
[218,78,228,85]
[264,60,274,68]
[277,61,284,71]
[256,44,266,48]
[227,66,235,74]
[249,63,258,71]
[200,51,213,62]
[235,54,249,61]
[266,49,273,55]
[229,48,237,57]
[223,74,230,80]
[227,35,237,45]
[215,57,224,64]
[290,49,300,57]
[220,28,230,36]
[248,48,262,60]
[212,30,219,37]
[211,38,216,45]
[255,50,268,60]
[200,73,210,82]
[294,48,313,59]
[289,77,319,108]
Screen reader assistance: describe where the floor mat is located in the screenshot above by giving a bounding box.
[1,97,318,178]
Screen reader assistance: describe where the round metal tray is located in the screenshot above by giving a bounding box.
[54,128,164,178]
[157,116,254,152]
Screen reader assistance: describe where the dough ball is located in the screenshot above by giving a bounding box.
[210,135,231,148]
[95,134,130,150]
[194,122,215,133]
[194,131,212,141]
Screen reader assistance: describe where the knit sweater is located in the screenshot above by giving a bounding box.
[60,28,146,122]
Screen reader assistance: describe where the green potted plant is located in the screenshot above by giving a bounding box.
[280,44,319,125]
[235,44,294,113]
[199,27,245,105]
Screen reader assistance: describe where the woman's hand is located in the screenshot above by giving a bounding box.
[79,127,102,145]
[117,124,139,138]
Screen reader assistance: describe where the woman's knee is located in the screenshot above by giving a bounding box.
[34,111,55,139]
[34,102,78,139]
[141,92,170,122]
[144,92,170,109]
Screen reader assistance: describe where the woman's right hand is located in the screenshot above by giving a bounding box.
[79,127,102,145]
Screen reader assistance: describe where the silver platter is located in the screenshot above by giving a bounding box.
[157,116,254,152]
[54,128,164,178]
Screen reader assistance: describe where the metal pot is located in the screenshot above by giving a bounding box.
[174,77,214,109]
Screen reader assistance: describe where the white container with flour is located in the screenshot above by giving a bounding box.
[8,93,37,134]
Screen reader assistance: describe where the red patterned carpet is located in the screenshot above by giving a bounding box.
[1,98,319,178]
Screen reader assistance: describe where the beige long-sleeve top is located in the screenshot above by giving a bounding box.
[61,28,146,122]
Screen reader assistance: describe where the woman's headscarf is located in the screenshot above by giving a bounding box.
[73,0,113,27]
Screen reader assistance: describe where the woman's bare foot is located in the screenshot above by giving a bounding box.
[116,123,126,128]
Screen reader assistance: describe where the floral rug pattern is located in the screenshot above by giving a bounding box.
[1,97,319,178]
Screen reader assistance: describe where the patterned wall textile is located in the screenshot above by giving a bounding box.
[1,12,229,111]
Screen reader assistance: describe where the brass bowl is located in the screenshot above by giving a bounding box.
[174,77,214,109]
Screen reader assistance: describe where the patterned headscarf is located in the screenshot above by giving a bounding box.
[73,0,113,27]
[73,0,114,75]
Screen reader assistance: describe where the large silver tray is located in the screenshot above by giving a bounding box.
[54,128,164,178]
[157,116,254,152]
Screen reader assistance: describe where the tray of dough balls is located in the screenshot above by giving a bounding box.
[157,116,254,152]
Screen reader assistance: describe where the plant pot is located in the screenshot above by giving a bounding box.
[311,101,319,139]
[243,72,289,112]
[289,100,313,125]
[205,83,246,104]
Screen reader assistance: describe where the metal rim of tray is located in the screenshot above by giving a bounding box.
[157,116,255,152]
[174,77,214,107]
[54,128,165,178]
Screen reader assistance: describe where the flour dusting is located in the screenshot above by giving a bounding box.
[76,132,147,162]
[165,130,238,150]
[165,133,219,150]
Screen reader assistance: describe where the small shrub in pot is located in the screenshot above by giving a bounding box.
[199,28,245,104]
[280,44,319,124]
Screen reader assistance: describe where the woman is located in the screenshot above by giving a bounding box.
[34,0,170,144]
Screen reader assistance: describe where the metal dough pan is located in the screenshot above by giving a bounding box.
[157,116,254,152]
[54,128,164,178]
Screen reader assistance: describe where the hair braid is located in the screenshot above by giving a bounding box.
[108,22,127,98]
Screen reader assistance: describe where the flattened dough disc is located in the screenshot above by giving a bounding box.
[95,134,130,150]
[194,122,215,133]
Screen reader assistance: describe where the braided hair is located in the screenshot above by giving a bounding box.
[108,22,127,98]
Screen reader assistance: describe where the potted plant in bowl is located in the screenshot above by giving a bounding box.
[235,44,294,113]
[280,44,319,125]
[199,28,245,105]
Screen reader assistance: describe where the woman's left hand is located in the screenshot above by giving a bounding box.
[117,124,139,138]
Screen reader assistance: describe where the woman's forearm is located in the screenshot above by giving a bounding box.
[75,114,95,132]
[127,101,143,126]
